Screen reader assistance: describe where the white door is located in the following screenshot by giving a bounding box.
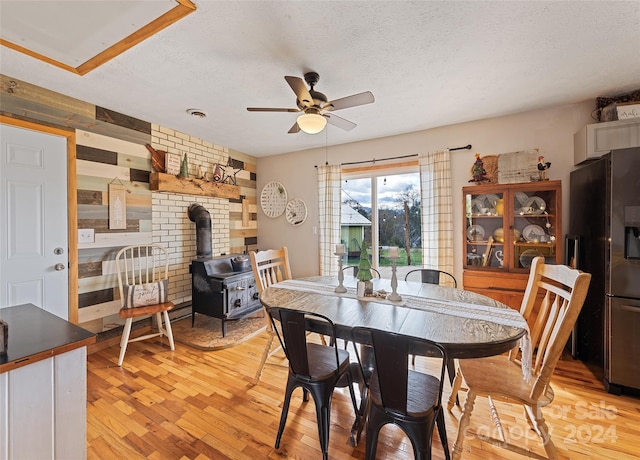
[0,124,69,319]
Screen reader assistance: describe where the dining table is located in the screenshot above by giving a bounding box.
[259,275,529,446]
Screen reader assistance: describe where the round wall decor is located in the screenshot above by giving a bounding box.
[285,198,308,226]
[260,181,287,218]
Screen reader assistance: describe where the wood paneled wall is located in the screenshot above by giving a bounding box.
[1,74,257,333]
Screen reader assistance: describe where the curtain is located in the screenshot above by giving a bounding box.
[419,149,454,283]
[317,164,342,276]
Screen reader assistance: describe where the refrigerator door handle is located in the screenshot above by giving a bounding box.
[618,304,640,313]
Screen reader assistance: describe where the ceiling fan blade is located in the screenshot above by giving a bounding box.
[247,107,300,112]
[284,76,314,108]
[324,91,375,111]
[324,113,356,131]
[288,122,301,134]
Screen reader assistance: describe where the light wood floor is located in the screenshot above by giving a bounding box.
[87,331,640,460]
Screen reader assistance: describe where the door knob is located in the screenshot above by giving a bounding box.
[54,263,66,271]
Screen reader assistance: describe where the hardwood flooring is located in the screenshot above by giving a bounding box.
[87,332,640,459]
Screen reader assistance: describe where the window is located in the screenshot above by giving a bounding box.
[341,165,420,279]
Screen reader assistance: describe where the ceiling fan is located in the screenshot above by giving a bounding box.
[247,72,375,134]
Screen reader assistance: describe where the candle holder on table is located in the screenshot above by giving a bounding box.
[335,252,347,293]
[387,256,402,302]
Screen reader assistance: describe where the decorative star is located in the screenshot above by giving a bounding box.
[222,157,241,186]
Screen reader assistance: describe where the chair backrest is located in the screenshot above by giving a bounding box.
[352,327,447,416]
[250,247,292,294]
[269,307,341,378]
[515,257,591,401]
[115,244,170,307]
[342,265,381,279]
[404,269,457,288]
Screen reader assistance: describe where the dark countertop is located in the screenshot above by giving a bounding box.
[0,304,96,373]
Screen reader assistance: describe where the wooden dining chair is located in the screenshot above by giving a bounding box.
[115,244,175,366]
[352,327,450,460]
[250,247,292,385]
[449,257,591,460]
[342,265,381,278]
[404,268,457,288]
[269,307,359,460]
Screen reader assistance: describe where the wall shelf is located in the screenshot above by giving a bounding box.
[150,172,240,199]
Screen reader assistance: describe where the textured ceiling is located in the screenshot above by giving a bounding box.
[1,1,639,157]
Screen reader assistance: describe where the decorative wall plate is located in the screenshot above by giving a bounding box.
[260,181,287,218]
[285,198,308,226]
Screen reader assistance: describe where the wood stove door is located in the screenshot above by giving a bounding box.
[226,278,260,320]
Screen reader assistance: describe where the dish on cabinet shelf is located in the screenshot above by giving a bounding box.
[520,249,544,268]
[514,192,529,209]
[467,225,485,241]
[475,194,499,211]
[471,198,495,215]
[522,196,546,214]
[522,224,546,242]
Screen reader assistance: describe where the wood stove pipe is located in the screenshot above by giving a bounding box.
[188,203,212,258]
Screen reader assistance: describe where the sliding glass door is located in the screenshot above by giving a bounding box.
[341,167,420,279]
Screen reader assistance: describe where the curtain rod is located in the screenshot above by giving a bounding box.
[330,144,472,167]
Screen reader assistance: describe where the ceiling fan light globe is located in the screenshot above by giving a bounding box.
[297,113,327,134]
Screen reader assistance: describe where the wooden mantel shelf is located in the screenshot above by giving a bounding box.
[150,172,240,199]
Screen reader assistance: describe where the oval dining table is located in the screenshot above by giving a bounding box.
[259,275,528,447]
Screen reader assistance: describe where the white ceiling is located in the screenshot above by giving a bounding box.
[1,1,639,158]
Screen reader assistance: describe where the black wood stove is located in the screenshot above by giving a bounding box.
[190,255,261,336]
[188,203,261,336]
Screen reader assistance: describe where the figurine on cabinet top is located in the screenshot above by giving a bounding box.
[536,155,551,181]
[469,153,489,183]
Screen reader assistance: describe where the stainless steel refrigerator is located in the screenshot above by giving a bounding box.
[569,147,640,394]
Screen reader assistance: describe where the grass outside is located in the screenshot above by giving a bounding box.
[347,248,422,267]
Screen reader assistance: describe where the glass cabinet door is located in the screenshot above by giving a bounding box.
[511,187,558,270]
[464,190,506,270]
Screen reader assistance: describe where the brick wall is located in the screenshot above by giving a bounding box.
[152,191,229,305]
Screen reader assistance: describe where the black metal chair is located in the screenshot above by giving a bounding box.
[404,268,457,287]
[342,265,381,278]
[352,327,450,460]
[268,307,359,460]
[404,268,458,374]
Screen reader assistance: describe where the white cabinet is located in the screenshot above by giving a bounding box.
[0,304,95,460]
[0,347,88,460]
[574,118,640,165]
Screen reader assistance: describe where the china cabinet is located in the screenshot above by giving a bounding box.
[462,180,562,310]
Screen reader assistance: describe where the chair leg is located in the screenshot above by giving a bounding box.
[346,373,359,417]
[531,405,559,460]
[364,405,384,460]
[313,394,331,460]
[275,377,296,449]
[253,331,277,385]
[155,312,163,337]
[446,358,456,385]
[436,407,451,460]
[162,311,175,350]
[452,389,477,460]
[118,318,133,366]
